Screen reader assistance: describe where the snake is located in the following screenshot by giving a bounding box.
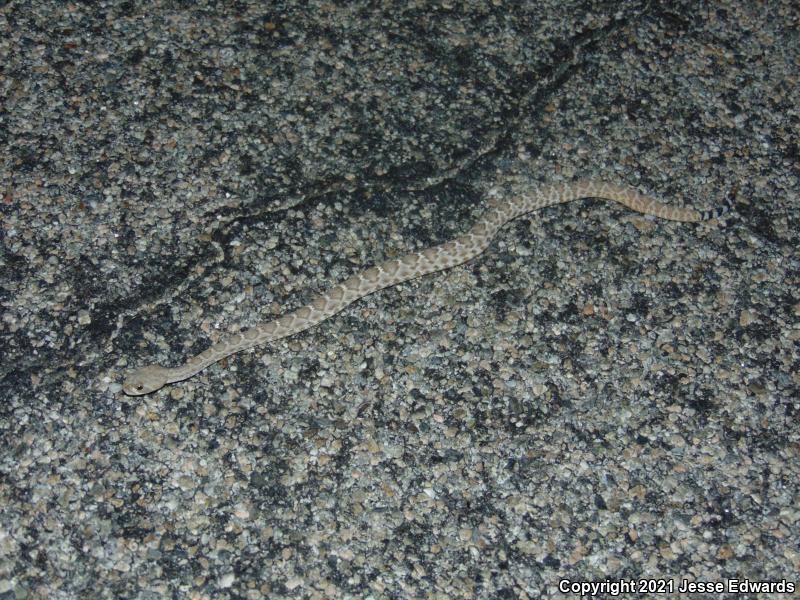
[123,180,730,395]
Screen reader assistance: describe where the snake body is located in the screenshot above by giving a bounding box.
[123,181,729,395]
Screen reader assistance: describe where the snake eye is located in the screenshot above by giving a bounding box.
[135,383,144,391]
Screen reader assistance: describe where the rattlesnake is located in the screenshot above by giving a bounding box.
[123,180,729,395]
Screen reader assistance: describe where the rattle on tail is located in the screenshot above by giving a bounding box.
[123,180,731,395]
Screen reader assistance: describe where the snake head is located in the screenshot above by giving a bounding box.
[122,366,170,396]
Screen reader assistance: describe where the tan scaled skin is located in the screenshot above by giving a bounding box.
[123,181,730,395]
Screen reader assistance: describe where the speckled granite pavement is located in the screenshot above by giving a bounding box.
[1,0,798,598]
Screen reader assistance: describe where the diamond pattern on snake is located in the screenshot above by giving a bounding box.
[123,180,730,395]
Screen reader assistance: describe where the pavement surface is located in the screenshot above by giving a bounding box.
[1,0,798,598]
